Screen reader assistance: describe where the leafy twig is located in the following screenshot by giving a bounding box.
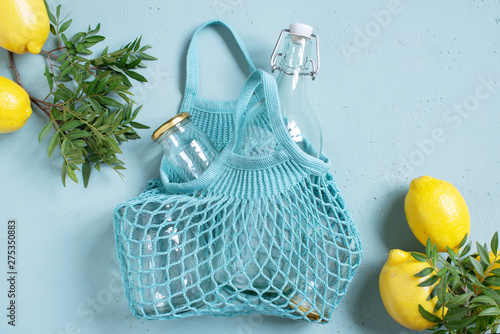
[8,2,157,187]
[415,232,500,334]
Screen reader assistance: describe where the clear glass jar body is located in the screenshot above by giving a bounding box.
[277,34,322,158]
[123,202,214,316]
[157,117,219,182]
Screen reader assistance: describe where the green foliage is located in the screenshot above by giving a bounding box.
[39,3,157,187]
[417,232,500,334]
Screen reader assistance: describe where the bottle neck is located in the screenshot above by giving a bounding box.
[276,34,312,97]
[278,34,312,76]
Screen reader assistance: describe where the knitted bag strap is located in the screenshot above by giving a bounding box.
[227,69,331,174]
[162,69,330,194]
[182,20,257,105]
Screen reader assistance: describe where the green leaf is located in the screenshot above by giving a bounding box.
[418,304,441,323]
[444,307,471,322]
[426,238,432,259]
[60,138,70,155]
[65,131,93,140]
[131,105,142,118]
[61,162,67,186]
[432,330,447,334]
[64,40,75,50]
[60,66,73,78]
[446,292,474,309]
[73,140,86,147]
[44,66,54,90]
[89,23,101,35]
[47,7,57,25]
[126,57,142,69]
[483,276,500,288]
[60,119,83,132]
[106,137,122,154]
[411,252,428,262]
[76,43,85,53]
[108,64,125,73]
[130,121,149,129]
[50,24,57,35]
[447,246,460,266]
[98,96,124,108]
[481,286,500,304]
[460,242,472,258]
[431,244,439,267]
[478,306,500,317]
[415,267,434,278]
[471,257,485,277]
[104,80,120,94]
[436,275,447,304]
[445,314,477,330]
[96,75,110,94]
[436,266,448,277]
[490,268,500,276]
[133,36,142,52]
[125,70,147,82]
[47,132,60,157]
[66,165,78,183]
[71,32,85,44]
[56,54,67,64]
[427,284,438,301]
[56,5,61,19]
[82,160,91,188]
[477,242,491,266]
[85,35,105,44]
[39,122,53,142]
[458,233,468,250]
[138,52,158,61]
[492,232,499,256]
[418,275,439,288]
[470,295,497,305]
[59,19,73,34]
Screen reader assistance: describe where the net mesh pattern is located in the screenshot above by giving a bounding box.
[114,82,362,323]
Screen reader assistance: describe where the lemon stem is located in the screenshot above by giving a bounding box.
[8,51,54,118]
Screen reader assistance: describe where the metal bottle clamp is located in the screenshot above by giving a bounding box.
[270,28,321,80]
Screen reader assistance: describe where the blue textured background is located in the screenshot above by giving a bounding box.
[1,0,500,333]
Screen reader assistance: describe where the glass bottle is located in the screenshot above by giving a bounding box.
[271,23,322,158]
[272,24,352,321]
[152,112,219,182]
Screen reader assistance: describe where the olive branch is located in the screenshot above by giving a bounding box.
[412,232,500,334]
[8,2,157,187]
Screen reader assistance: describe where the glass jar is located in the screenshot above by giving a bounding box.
[122,202,214,316]
[152,112,219,182]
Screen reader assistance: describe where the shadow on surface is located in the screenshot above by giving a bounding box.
[379,188,423,253]
[348,265,415,334]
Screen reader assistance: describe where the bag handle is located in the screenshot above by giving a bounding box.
[183,20,256,100]
[229,70,330,174]
[161,70,329,194]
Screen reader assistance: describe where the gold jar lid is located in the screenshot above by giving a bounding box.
[151,112,191,142]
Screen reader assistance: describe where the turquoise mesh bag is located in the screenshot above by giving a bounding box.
[114,21,362,323]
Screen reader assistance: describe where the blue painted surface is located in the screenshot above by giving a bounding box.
[1,0,500,333]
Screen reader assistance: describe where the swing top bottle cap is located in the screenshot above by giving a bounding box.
[289,23,313,38]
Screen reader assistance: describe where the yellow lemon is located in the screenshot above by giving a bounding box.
[405,176,470,252]
[379,249,446,331]
[0,0,50,54]
[0,76,32,133]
